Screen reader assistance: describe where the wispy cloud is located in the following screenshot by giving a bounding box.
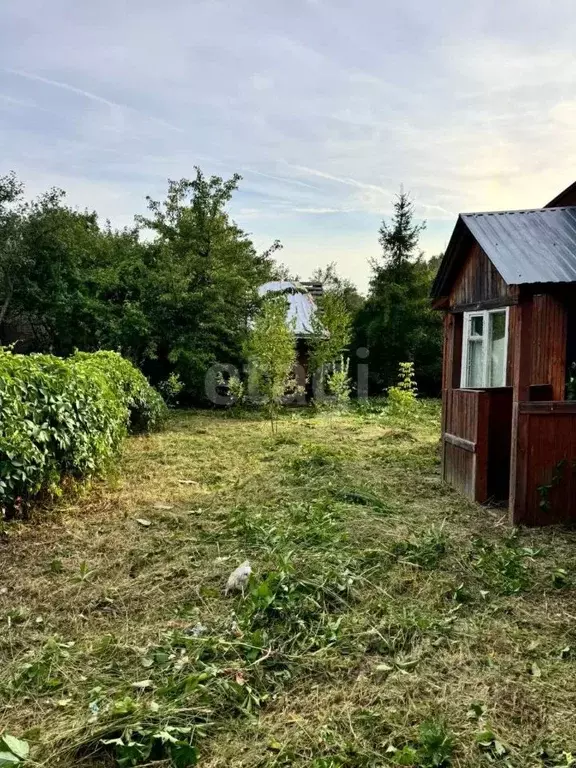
[284,163,392,196]
[2,0,576,289]
[4,69,185,134]
[242,167,320,190]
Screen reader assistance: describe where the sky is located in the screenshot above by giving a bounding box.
[1,0,576,291]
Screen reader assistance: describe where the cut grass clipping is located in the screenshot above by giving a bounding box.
[2,400,576,766]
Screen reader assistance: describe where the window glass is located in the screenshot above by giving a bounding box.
[470,315,484,338]
[461,308,508,389]
[466,339,485,387]
[488,311,506,387]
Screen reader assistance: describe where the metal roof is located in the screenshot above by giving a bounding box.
[258,281,318,336]
[432,206,576,298]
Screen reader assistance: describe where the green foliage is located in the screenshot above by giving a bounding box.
[158,373,184,407]
[470,535,539,595]
[0,348,165,515]
[310,262,364,316]
[476,728,509,761]
[0,734,29,766]
[417,721,455,767]
[0,170,274,403]
[309,292,353,373]
[391,528,449,569]
[136,170,275,400]
[392,722,454,767]
[353,190,442,396]
[102,725,198,767]
[388,362,418,410]
[245,295,298,431]
[226,374,245,405]
[332,485,392,513]
[326,356,352,407]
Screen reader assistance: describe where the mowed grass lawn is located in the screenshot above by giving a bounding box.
[3,403,576,767]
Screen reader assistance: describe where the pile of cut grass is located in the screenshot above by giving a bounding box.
[2,401,576,767]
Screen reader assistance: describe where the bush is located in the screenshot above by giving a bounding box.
[0,349,166,516]
[387,361,418,410]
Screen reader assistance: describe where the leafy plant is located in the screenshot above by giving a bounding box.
[309,291,353,398]
[158,373,184,407]
[391,721,454,767]
[0,348,166,517]
[471,535,537,595]
[333,486,392,513]
[326,356,352,408]
[392,528,448,569]
[476,727,509,761]
[244,295,298,433]
[0,734,30,766]
[388,362,418,411]
[418,721,454,767]
[102,725,198,767]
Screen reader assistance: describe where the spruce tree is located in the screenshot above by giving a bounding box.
[353,189,442,395]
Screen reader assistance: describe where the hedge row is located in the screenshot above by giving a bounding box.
[0,349,167,515]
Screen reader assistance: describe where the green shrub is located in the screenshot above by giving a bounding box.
[388,362,418,410]
[0,348,166,516]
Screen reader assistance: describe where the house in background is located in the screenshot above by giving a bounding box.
[432,180,576,526]
[258,280,323,392]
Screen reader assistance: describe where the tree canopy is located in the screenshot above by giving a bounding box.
[0,169,275,402]
[353,190,442,395]
[0,171,444,401]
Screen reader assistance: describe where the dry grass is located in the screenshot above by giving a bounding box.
[2,402,576,767]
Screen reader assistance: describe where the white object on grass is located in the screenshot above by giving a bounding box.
[225,560,252,595]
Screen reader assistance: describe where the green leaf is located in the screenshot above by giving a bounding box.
[171,743,199,767]
[1,735,29,760]
[0,752,21,766]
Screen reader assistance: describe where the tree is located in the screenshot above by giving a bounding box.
[310,262,364,316]
[378,189,426,268]
[0,170,276,402]
[244,295,297,432]
[308,292,352,385]
[0,172,25,327]
[353,190,442,395]
[135,169,274,400]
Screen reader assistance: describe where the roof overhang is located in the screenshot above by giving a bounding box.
[430,215,473,302]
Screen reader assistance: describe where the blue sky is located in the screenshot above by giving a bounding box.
[2,0,576,290]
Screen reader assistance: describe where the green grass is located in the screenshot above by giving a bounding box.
[3,401,576,766]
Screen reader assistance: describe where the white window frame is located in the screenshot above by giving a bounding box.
[460,307,509,389]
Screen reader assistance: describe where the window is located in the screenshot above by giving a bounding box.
[461,308,508,388]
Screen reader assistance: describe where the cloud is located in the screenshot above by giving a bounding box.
[2,0,576,291]
[4,68,184,134]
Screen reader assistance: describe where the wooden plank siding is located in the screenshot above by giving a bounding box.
[530,294,567,400]
[450,242,509,307]
[442,313,463,389]
[511,402,576,525]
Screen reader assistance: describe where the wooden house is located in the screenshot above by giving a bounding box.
[431,181,576,525]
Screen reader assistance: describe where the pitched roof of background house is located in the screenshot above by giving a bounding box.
[432,206,576,299]
[546,180,576,208]
[258,280,321,336]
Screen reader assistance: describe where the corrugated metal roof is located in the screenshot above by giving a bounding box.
[461,207,576,285]
[258,281,318,336]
